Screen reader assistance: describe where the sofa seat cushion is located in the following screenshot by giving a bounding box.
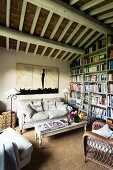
[24,111,49,123]
[47,110,68,119]
[0,127,33,160]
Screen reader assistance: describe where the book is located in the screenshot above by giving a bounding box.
[46,120,65,130]
[36,123,50,134]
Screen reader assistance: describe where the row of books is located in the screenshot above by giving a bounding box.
[71,68,82,74]
[107,108,113,119]
[108,74,113,81]
[70,83,83,92]
[107,95,113,107]
[108,60,113,70]
[84,84,106,93]
[90,95,106,106]
[84,54,106,64]
[71,75,83,82]
[36,120,68,134]
[89,106,106,120]
[84,74,106,81]
[84,63,106,73]
[70,91,82,99]
[108,84,113,93]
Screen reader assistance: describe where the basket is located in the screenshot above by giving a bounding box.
[0,111,17,130]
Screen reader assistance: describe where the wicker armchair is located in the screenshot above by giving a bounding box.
[83,120,113,170]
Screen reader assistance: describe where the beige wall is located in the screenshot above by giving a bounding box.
[0,48,70,110]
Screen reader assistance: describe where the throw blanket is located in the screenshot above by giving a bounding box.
[0,141,19,170]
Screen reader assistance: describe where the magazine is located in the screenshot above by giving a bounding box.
[46,120,65,130]
[37,123,50,134]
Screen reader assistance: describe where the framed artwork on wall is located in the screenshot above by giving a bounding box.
[16,63,59,94]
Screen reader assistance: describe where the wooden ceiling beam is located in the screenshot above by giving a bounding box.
[25,43,30,54]
[90,2,113,16]
[26,0,113,34]
[78,30,96,48]
[16,41,20,52]
[41,12,53,37]
[72,27,89,46]
[98,12,113,20]
[65,24,81,44]
[6,0,11,50]
[33,45,39,55]
[48,49,55,58]
[41,47,48,57]
[104,18,113,24]
[0,26,84,54]
[50,16,63,39]
[58,20,73,42]
[30,7,41,34]
[84,33,101,48]
[60,51,68,60]
[80,0,105,11]
[65,53,73,61]
[69,0,79,5]
[54,50,62,60]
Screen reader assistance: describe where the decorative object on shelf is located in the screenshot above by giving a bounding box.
[6,88,19,127]
[63,88,69,103]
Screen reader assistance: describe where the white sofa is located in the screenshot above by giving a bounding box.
[0,127,33,169]
[17,98,72,134]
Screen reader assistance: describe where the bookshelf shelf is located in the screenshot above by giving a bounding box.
[70,35,113,123]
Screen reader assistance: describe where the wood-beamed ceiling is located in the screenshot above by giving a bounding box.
[0,0,113,62]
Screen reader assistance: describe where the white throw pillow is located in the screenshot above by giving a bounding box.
[22,105,35,118]
[92,124,113,138]
[24,111,49,123]
[47,110,68,119]
[30,101,43,112]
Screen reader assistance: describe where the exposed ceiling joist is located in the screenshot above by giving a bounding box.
[98,12,113,20]
[104,18,113,24]
[48,49,55,58]
[0,26,84,55]
[78,30,96,48]
[26,0,113,34]
[6,0,10,51]
[50,16,63,39]
[58,20,73,42]
[25,43,30,54]
[41,12,53,37]
[65,53,73,61]
[72,27,89,46]
[6,0,10,27]
[69,0,79,5]
[60,51,68,60]
[70,54,79,62]
[19,0,27,31]
[54,50,62,60]
[30,7,41,34]
[65,24,81,44]
[6,38,9,51]
[16,41,20,52]
[85,33,101,48]
[80,0,105,11]
[90,2,113,16]
[41,47,48,57]
[33,45,39,55]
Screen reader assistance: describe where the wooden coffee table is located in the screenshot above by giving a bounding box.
[35,120,87,147]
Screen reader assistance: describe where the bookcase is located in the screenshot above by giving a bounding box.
[69,35,113,123]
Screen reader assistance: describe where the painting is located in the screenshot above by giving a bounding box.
[16,63,59,94]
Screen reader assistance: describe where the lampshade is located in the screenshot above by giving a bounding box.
[6,88,20,95]
[63,88,69,93]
